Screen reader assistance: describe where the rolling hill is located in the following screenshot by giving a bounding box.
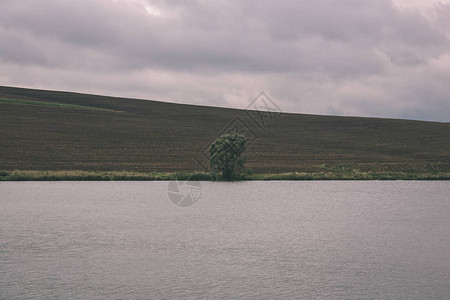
[0,85,449,178]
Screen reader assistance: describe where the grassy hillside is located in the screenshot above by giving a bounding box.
[0,85,449,178]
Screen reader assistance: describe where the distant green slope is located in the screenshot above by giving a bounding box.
[0,85,449,174]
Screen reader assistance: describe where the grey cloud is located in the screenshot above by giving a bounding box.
[0,0,449,121]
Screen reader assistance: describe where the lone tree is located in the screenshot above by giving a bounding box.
[209,133,247,180]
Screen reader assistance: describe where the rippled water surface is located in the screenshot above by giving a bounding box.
[1,181,449,299]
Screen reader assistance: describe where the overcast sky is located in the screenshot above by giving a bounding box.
[1,0,449,121]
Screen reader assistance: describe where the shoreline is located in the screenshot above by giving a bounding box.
[1,170,449,181]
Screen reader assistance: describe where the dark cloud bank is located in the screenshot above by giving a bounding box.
[0,0,449,121]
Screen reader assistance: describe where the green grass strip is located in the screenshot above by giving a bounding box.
[0,170,448,181]
[0,98,116,112]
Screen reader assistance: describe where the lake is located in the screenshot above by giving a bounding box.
[1,181,449,299]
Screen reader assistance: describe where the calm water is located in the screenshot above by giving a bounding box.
[1,181,449,299]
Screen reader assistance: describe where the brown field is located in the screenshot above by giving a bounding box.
[0,85,449,177]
